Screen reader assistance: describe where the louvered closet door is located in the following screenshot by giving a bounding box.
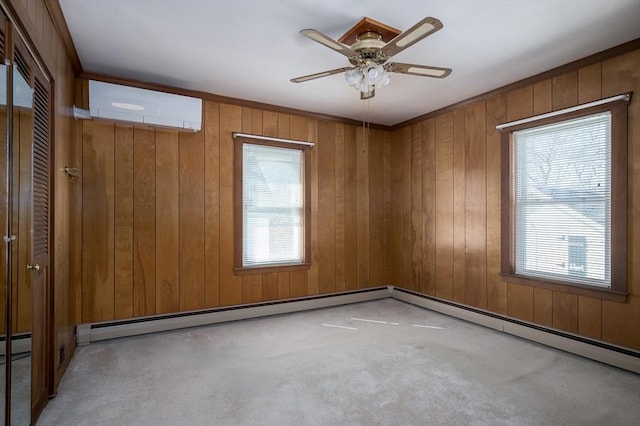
[30,71,50,419]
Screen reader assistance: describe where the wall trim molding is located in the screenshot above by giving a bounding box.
[75,286,639,374]
[389,37,640,130]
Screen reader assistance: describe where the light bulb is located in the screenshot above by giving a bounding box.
[367,65,379,79]
[345,69,363,87]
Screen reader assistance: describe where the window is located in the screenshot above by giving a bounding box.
[234,134,312,274]
[500,95,629,300]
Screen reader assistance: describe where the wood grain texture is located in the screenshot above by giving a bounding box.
[409,123,422,292]
[82,120,115,322]
[113,124,134,319]
[435,113,454,300]
[552,292,578,333]
[533,79,552,115]
[218,104,242,306]
[334,123,346,292]
[401,126,412,290]
[289,114,311,298]
[578,296,602,340]
[74,46,640,353]
[318,120,336,294]
[356,126,370,288]
[507,283,533,322]
[452,110,466,303]
[533,288,553,327]
[464,102,487,308]
[203,100,221,307]
[277,113,291,299]
[132,127,156,317]
[552,71,578,110]
[421,119,436,295]
[578,63,601,103]
[155,130,179,314]
[369,129,385,287]
[485,95,506,314]
[387,130,403,287]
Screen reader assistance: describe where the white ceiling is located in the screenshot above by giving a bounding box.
[58,0,640,127]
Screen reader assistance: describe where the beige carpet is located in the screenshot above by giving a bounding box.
[37,299,640,425]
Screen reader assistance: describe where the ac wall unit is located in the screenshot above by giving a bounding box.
[88,80,202,131]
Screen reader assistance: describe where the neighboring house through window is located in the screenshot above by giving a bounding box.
[499,94,629,300]
[233,133,312,274]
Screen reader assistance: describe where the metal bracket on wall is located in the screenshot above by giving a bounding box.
[63,167,80,182]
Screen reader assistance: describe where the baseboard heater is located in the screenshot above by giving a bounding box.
[0,333,31,355]
[392,287,640,374]
[77,287,392,346]
[76,285,639,374]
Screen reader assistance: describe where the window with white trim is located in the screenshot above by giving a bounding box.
[234,135,311,274]
[500,95,629,299]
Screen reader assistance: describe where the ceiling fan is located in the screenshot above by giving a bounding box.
[291,17,452,99]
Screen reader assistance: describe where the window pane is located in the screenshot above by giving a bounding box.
[243,143,303,266]
[513,112,611,288]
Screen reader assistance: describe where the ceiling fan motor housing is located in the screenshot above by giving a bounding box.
[349,32,387,65]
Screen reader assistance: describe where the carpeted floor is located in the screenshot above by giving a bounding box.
[37,299,640,425]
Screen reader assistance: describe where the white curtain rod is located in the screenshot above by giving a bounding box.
[233,132,315,147]
[496,93,631,130]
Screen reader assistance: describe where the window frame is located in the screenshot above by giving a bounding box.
[234,135,312,275]
[500,96,629,302]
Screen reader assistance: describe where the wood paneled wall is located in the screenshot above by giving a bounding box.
[6,0,81,388]
[387,48,640,350]
[79,101,389,322]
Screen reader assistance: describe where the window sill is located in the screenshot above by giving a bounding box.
[234,263,312,275]
[500,273,628,303]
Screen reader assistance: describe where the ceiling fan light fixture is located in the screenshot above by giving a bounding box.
[345,68,364,86]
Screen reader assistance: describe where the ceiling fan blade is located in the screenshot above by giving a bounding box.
[300,29,358,58]
[381,17,443,58]
[290,67,355,83]
[385,62,452,78]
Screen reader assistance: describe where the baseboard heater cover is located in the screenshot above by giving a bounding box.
[75,285,639,374]
[392,287,640,374]
[77,287,392,346]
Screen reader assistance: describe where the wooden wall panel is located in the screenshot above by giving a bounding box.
[410,124,422,292]
[464,102,487,308]
[387,130,403,287]
[533,288,553,327]
[80,106,385,321]
[578,63,602,103]
[317,121,336,295]
[533,79,552,115]
[388,46,640,350]
[421,119,436,295]
[401,126,413,291]
[132,127,156,317]
[81,120,115,322]
[485,96,506,313]
[155,130,179,314]
[334,123,346,291]
[76,46,640,352]
[356,127,370,288]
[552,71,578,110]
[578,296,602,340]
[434,114,454,300]
[552,292,578,333]
[369,129,385,287]
[452,110,466,303]
[113,124,134,319]
[203,101,220,307]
